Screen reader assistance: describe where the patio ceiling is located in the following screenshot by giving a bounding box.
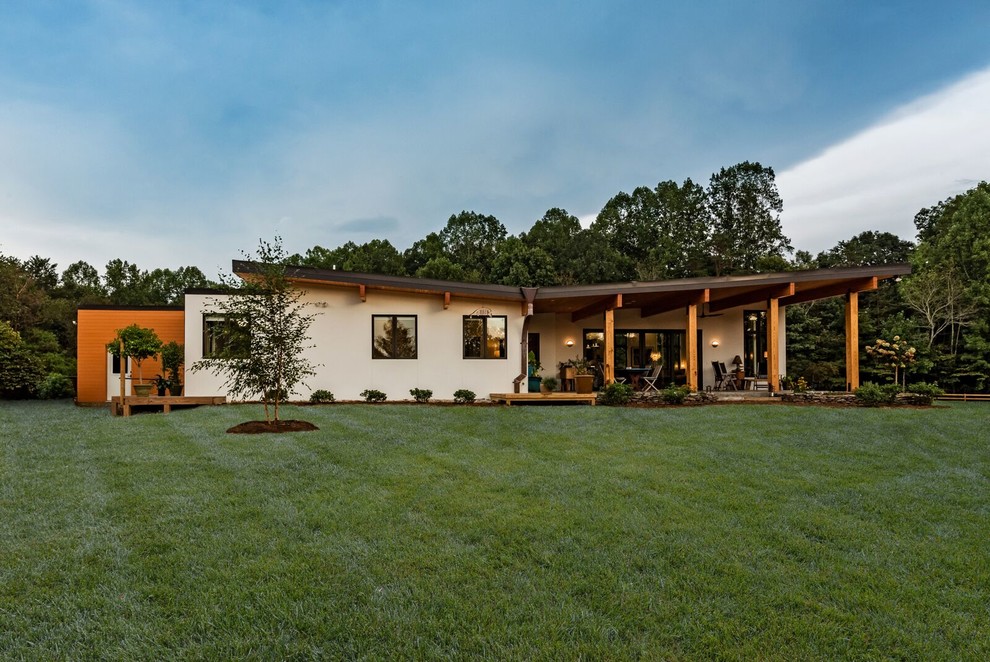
[532,264,909,319]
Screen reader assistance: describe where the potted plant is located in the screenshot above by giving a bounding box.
[571,357,595,394]
[106,324,162,397]
[528,350,542,393]
[540,376,558,394]
[160,340,184,396]
[152,374,171,397]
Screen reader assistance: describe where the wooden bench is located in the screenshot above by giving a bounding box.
[110,395,227,416]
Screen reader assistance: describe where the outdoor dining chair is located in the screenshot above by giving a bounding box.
[641,363,663,393]
[712,361,737,391]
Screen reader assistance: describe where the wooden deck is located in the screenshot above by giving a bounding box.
[489,392,597,406]
[110,395,227,416]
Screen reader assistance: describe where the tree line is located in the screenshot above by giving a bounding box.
[1,162,987,397]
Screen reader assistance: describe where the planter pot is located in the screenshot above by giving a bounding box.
[169,384,183,397]
[528,377,541,393]
[132,383,154,397]
[574,374,594,394]
[156,385,167,396]
[540,384,552,394]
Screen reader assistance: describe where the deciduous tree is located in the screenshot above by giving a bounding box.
[192,237,317,423]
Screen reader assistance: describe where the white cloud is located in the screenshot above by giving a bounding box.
[778,66,990,254]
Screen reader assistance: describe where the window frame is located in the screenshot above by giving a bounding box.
[371,314,419,359]
[202,313,250,359]
[462,315,508,360]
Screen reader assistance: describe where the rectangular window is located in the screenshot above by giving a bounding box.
[203,314,250,358]
[110,354,130,375]
[372,315,418,359]
[463,315,507,359]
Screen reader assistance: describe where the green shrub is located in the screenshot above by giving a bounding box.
[660,384,691,404]
[0,321,45,399]
[598,382,633,406]
[855,382,899,406]
[881,383,902,400]
[309,389,335,404]
[409,388,432,403]
[264,387,289,403]
[37,373,75,400]
[360,389,387,403]
[907,381,944,404]
[453,389,476,404]
[541,376,558,391]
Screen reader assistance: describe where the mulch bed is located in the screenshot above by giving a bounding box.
[227,420,319,434]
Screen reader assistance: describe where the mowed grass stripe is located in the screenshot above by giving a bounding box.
[0,400,987,658]
[0,404,160,656]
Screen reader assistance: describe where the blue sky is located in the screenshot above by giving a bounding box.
[1,1,989,275]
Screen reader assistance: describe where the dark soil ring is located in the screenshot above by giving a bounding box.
[227,420,319,434]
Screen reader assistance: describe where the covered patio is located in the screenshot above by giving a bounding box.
[523,264,910,393]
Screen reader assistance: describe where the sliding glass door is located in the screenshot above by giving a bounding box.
[583,329,689,386]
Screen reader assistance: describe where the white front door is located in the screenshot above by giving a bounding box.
[106,353,132,400]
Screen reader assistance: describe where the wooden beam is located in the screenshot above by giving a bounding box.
[767,297,780,391]
[572,294,622,323]
[709,283,794,313]
[358,284,367,302]
[641,289,709,318]
[845,291,860,391]
[783,277,877,306]
[443,291,451,310]
[686,302,698,390]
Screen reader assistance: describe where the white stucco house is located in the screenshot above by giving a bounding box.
[77,260,910,404]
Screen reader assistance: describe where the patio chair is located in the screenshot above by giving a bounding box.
[641,363,663,393]
[712,362,737,391]
[711,361,726,390]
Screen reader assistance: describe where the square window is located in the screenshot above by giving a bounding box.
[202,314,250,358]
[372,315,418,359]
[463,315,506,359]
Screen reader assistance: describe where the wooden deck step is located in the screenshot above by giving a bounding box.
[110,395,227,416]
[489,392,597,406]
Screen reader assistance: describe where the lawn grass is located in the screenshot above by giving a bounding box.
[1,400,987,659]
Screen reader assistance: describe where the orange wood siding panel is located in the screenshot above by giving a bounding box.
[76,309,185,404]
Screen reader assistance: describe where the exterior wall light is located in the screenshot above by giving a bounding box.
[565,339,575,347]
[711,340,719,347]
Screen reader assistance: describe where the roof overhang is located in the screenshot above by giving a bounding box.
[232,260,526,304]
[231,261,910,315]
[533,263,909,317]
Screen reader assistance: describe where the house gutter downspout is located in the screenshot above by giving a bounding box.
[513,287,539,394]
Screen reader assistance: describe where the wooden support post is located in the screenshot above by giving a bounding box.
[767,297,780,392]
[604,307,615,385]
[119,339,127,416]
[845,291,859,391]
[119,339,125,401]
[596,294,622,386]
[686,302,698,390]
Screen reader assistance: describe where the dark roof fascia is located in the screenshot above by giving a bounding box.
[184,287,232,295]
[77,304,184,311]
[534,264,912,300]
[232,260,526,300]
[229,260,912,304]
